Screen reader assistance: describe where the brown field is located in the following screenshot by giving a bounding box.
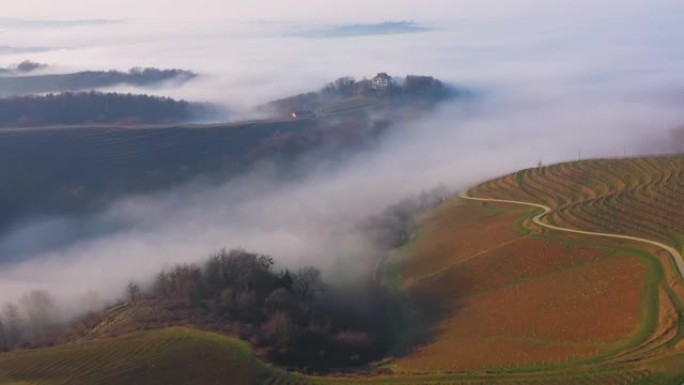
[394,201,653,371]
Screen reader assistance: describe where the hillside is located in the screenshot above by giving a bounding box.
[380,156,684,384]
[470,157,684,253]
[265,74,458,118]
[3,157,684,384]
[0,327,304,385]
[0,75,455,238]
[0,327,656,385]
[0,113,390,238]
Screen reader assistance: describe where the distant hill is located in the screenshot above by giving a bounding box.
[0,115,390,236]
[0,60,47,76]
[0,74,460,233]
[300,21,427,38]
[266,74,460,118]
[0,67,196,96]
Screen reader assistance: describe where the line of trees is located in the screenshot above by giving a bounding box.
[0,91,202,127]
[0,66,196,95]
[362,185,453,248]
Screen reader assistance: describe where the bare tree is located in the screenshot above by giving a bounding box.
[293,267,324,302]
[2,303,23,346]
[20,290,58,342]
[127,281,142,302]
[0,318,6,351]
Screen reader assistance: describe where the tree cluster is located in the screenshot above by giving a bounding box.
[0,91,200,127]
[323,74,453,101]
[265,74,456,117]
[134,249,390,371]
[0,290,62,350]
[362,186,453,248]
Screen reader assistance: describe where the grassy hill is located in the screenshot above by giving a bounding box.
[0,327,305,385]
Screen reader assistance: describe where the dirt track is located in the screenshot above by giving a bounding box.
[460,191,684,280]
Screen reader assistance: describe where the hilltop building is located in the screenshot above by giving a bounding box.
[371,72,392,91]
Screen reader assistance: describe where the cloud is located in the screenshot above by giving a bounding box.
[0,18,121,29]
[0,87,681,308]
[2,0,683,21]
[0,46,53,55]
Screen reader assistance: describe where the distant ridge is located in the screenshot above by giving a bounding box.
[0,67,197,96]
[300,21,428,38]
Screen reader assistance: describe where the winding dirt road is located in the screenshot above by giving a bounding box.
[459,191,684,280]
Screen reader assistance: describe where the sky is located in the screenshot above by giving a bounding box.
[2,0,683,20]
[1,0,684,315]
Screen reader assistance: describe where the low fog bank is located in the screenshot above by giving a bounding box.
[0,84,682,316]
[2,4,684,330]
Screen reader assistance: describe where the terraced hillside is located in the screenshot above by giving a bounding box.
[379,157,684,384]
[389,201,665,372]
[470,157,684,253]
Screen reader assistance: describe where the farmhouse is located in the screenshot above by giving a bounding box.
[291,110,314,119]
[371,72,392,90]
